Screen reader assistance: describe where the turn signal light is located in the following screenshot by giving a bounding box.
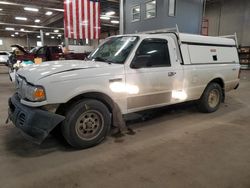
[33,88,45,100]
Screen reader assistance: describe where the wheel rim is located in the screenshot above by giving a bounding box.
[75,110,104,141]
[208,89,220,108]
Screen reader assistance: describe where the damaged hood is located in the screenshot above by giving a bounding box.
[17,60,120,83]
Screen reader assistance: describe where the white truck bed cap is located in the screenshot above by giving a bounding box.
[178,33,236,46]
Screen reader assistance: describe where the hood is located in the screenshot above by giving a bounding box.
[17,60,120,83]
[11,44,29,54]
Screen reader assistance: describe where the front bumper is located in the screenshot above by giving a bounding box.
[8,94,65,144]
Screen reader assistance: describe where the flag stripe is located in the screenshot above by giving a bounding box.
[64,1,68,38]
[64,0,100,40]
[72,0,77,39]
[67,1,71,38]
[69,1,74,39]
[84,0,88,39]
[79,0,83,39]
[76,0,80,39]
[98,2,100,38]
[90,2,94,39]
[87,1,90,39]
[93,3,97,39]
[95,3,98,39]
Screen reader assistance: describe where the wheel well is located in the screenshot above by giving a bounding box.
[208,78,225,101]
[56,92,115,116]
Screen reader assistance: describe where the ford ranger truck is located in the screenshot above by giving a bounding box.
[8,32,240,149]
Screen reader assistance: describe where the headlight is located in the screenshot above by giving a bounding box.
[25,85,46,102]
[16,75,46,102]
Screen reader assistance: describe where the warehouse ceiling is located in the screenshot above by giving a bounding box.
[0,0,119,38]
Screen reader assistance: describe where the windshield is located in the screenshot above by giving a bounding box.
[88,36,139,64]
[29,47,40,54]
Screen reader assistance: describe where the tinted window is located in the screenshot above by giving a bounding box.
[51,47,62,54]
[37,47,46,55]
[0,52,8,55]
[135,39,171,67]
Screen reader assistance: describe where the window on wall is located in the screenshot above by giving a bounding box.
[146,0,156,19]
[0,39,2,45]
[168,0,176,17]
[132,5,140,22]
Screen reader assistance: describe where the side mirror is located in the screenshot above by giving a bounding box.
[131,55,151,69]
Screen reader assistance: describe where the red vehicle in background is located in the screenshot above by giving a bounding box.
[9,45,89,66]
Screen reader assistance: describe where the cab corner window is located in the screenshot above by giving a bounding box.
[132,5,140,22]
[133,39,171,68]
[146,0,156,19]
[168,0,176,17]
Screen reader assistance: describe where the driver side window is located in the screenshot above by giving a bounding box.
[133,39,171,67]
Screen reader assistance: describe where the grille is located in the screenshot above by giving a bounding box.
[18,113,26,126]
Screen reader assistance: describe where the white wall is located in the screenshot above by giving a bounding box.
[205,0,250,46]
[0,37,26,51]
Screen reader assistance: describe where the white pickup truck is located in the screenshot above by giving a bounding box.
[8,32,240,148]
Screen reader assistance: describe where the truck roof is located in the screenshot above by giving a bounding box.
[120,32,237,46]
[178,33,236,46]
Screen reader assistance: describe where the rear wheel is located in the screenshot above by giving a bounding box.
[62,99,111,149]
[197,83,223,113]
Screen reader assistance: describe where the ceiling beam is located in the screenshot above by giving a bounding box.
[0,1,64,12]
[0,22,64,30]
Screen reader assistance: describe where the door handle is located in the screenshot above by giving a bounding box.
[232,68,236,71]
[168,72,176,77]
[109,78,122,83]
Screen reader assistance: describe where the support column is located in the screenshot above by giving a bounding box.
[40,29,44,46]
[119,0,124,34]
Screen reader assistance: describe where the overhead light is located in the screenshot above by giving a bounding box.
[45,11,53,16]
[111,20,119,24]
[15,32,19,35]
[58,34,62,37]
[20,28,25,31]
[34,19,40,23]
[37,36,41,38]
[11,34,15,37]
[24,7,39,12]
[0,8,2,11]
[5,27,15,31]
[100,16,110,20]
[106,11,115,16]
[15,17,27,21]
[54,30,59,33]
[51,36,55,39]
[45,33,50,36]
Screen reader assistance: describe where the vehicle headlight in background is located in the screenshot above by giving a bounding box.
[25,85,46,102]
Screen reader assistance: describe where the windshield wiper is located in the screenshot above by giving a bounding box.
[93,57,112,64]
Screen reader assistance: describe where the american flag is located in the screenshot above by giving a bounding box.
[64,0,101,39]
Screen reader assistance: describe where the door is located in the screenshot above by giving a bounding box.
[36,47,47,61]
[125,37,184,112]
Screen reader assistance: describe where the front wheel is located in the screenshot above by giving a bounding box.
[197,83,223,113]
[61,99,111,149]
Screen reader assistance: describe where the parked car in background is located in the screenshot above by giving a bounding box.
[9,45,89,65]
[0,51,10,65]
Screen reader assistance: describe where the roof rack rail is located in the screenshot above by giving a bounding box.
[220,32,238,47]
[138,24,180,36]
[137,24,182,45]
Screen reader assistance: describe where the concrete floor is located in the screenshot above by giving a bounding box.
[0,65,250,188]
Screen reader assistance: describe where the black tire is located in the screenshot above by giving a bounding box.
[61,99,111,149]
[197,82,223,113]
